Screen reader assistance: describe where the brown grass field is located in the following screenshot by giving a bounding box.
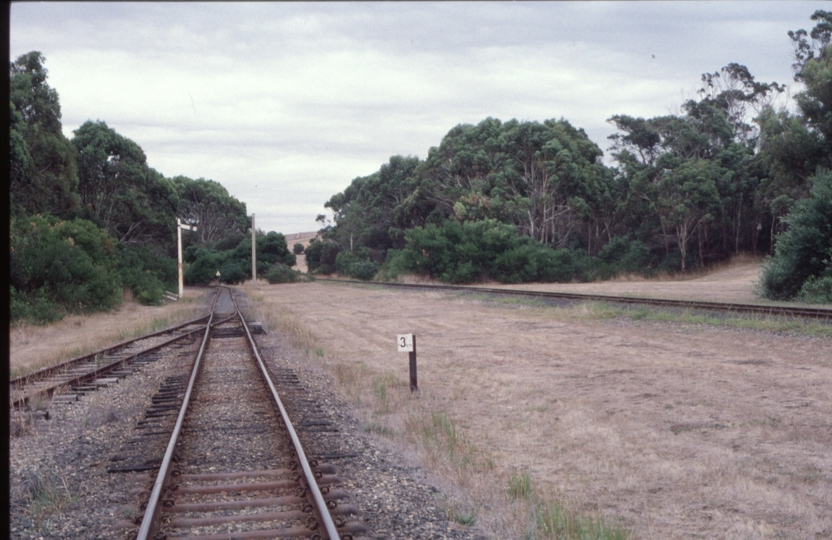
[9,261,832,538]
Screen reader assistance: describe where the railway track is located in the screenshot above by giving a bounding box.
[323,278,832,320]
[122,287,370,540]
[9,297,222,412]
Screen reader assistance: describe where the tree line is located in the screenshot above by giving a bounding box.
[10,51,297,323]
[313,11,832,303]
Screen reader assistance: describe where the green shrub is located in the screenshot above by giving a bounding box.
[116,244,176,305]
[218,261,246,284]
[761,170,832,300]
[335,250,360,275]
[184,249,227,285]
[266,264,302,284]
[399,219,588,284]
[306,240,340,274]
[797,273,832,303]
[293,243,304,254]
[349,259,379,281]
[595,236,652,279]
[10,215,122,320]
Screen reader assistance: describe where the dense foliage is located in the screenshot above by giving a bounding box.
[9,52,294,323]
[316,11,832,299]
[183,231,296,286]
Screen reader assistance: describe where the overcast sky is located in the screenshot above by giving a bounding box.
[10,2,823,234]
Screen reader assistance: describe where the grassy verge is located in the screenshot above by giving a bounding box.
[569,301,832,338]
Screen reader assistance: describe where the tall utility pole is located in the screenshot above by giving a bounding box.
[177,218,197,298]
[251,213,256,286]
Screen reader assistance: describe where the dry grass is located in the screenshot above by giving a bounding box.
[9,289,205,379]
[247,280,832,539]
[250,282,638,538]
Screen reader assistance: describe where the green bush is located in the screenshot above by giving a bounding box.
[185,249,227,285]
[349,260,379,281]
[293,243,305,254]
[399,219,588,284]
[116,244,176,305]
[335,250,360,275]
[10,215,122,321]
[761,170,832,300]
[306,239,340,274]
[10,286,64,324]
[218,261,246,284]
[797,273,832,303]
[266,264,302,284]
[595,236,652,279]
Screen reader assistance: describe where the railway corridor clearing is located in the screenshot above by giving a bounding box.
[252,281,832,539]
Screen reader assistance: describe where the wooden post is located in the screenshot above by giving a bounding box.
[409,334,418,392]
[177,218,183,298]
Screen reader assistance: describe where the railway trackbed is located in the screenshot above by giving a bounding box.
[323,278,832,320]
[105,287,371,540]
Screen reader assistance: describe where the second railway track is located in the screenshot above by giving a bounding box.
[323,278,832,320]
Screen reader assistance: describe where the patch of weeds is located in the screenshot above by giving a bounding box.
[372,378,389,413]
[314,347,325,358]
[105,408,120,424]
[535,500,633,540]
[506,472,634,540]
[362,422,395,437]
[447,504,478,526]
[508,472,532,500]
[10,413,34,438]
[22,468,74,523]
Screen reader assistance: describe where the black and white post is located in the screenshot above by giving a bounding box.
[398,333,417,392]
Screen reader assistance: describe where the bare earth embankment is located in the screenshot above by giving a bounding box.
[244,262,832,539]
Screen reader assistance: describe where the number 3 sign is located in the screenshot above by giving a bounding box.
[397,334,414,352]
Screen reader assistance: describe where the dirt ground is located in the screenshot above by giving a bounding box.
[484,262,769,304]
[244,264,832,539]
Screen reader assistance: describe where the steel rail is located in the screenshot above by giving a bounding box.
[9,313,211,389]
[323,278,832,320]
[10,312,238,411]
[234,293,342,540]
[136,290,220,540]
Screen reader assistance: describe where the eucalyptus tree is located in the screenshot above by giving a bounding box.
[324,155,422,257]
[9,51,80,217]
[72,120,177,246]
[171,176,249,247]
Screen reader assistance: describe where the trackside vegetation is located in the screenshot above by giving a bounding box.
[9,52,298,323]
[313,11,832,302]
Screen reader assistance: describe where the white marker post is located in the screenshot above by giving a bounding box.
[398,334,417,392]
[251,213,256,286]
[177,218,198,298]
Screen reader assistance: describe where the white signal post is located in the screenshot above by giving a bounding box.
[177,218,198,298]
[251,213,256,286]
